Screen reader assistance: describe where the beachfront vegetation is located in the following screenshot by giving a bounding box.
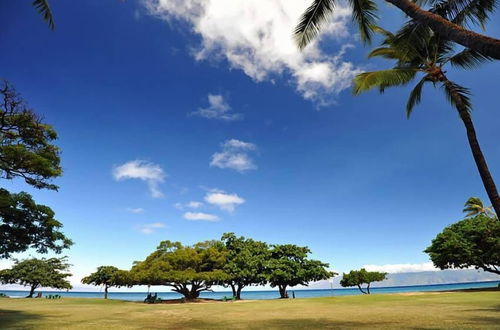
[294,0,500,59]
[221,233,270,299]
[0,291,499,329]
[0,81,71,259]
[340,268,387,294]
[129,240,229,300]
[0,257,72,298]
[425,214,500,275]
[81,266,124,299]
[267,244,334,298]
[94,235,333,300]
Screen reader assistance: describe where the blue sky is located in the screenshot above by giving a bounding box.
[1,0,499,288]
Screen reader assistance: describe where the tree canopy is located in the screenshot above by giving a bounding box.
[1,81,62,191]
[266,244,335,298]
[129,240,228,300]
[340,268,387,294]
[294,0,500,59]
[0,188,72,259]
[81,266,123,299]
[220,232,270,299]
[0,257,72,297]
[425,214,500,275]
[463,197,495,217]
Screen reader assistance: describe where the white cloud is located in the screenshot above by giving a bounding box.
[363,262,439,274]
[183,211,219,221]
[126,207,145,214]
[187,201,203,208]
[204,190,245,212]
[210,139,257,172]
[192,93,242,121]
[138,222,166,234]
[113,160,166,198]
[144,0,359,105]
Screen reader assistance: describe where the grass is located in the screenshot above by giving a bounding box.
[0,291,499,329]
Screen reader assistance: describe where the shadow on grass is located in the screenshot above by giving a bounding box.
[0,309,42,329]
[176,318,393,329]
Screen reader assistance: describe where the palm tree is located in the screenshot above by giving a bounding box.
[32,0,55,30]
[350,23,500,217]
[294,0,500,59]
[463,197,495,217]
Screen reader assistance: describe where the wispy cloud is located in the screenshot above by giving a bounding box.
[183,212,219,221]
[363,262,439,273]
[113,160,166,198]
[126,207,145,214]
[204,190,245,213]
[175,201,204,210]
[210,139,257,172]
[137,222,166,234]
[191,94,242,121]
[144,0,359,105]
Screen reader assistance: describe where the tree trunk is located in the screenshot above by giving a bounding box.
[230,283,237,298]
[27,284,37,298]
[442,79,500,217]
[366,283,371,294]
[104,285,108,299]
[357,284,367,294]
[236,284,243,300]
[278,285,288,298]
[385,0,500,60]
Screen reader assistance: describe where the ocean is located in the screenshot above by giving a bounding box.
[1,280,498,301]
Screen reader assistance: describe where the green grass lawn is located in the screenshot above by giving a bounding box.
[1,291,499,329]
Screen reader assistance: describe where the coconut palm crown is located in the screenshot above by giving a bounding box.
[352,22,500,217]
[463,197,495,217]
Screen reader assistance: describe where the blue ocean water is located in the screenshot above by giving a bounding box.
[1,281,498,301]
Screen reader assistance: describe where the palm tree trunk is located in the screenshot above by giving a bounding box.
[385,0,500,59]
[442,79,500,217]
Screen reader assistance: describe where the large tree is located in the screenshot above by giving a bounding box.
[266,244,334,298]
[346,23,500,217]
[0,81,70,258]
[0,189,72,258]
[1,81,62,191]
[425,214,500,275]
[294,0,500,59]
[81,266,124,299]
[340,268,387,294]
[220,233,270,300]
[130,240,229,301]
[0,257,72,298]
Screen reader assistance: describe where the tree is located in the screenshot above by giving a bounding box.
[294,0,500,59]
[0,189,72,258]
[463,197,495,217]
[425,214,500,275]
[266,244,335,298]
[32,0,55,30]
[130,240,229,300]
[340,268,387,294]
[0,257,72,297]
[347,24,500,217]
[220,233,270,300]
[1,81,62,190]
[0,81,70,258]
[81,266,123,299]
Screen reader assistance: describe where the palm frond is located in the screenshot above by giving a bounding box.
[432,0,497,28]
[371,25,394,39]
[348,0,378,44]
[406,76,429,118]
[448,48,493,69]
[32,0,55,30]
[294,0,336,50]
[442,80,472,114]
[368,47,401,60]
[353,68,418,95]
